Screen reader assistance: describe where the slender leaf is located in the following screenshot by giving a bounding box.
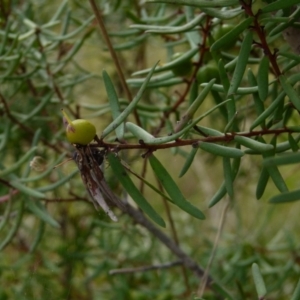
[149,155,205,220]
[223,157,233,198]
[147,0,239,8]
[252,263,267,298]
[208,182,227,207]
[247,69,265,127]
[0,147,37,176]
[234,135,274,152]
[250,91,285,130]
[107,153,166,227]
[175,78,216,132]
[279,74,300,111]
[270,189,300,203]
[228,30,253,96]
[0,199,24,251]
[27,199,60,228]
[10,178,45,198]
[263,152,300,166]
[102,61,159,138]
[126,122,155,143]
[257,56,269,101]
[291,278,300,300]
[179,147,198,177]
[261,0,300,13]
[132,47,198,76]
[102,70,124,140]
[256,168,269,200]
[197,142,244,158]
[211,17,253,52]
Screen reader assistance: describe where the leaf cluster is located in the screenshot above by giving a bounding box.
[1,0,300,299]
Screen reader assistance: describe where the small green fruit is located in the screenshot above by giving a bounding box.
[212,24,236,50]
[196,62,220,84]
[62,110,96,145]
[171,52,193,77]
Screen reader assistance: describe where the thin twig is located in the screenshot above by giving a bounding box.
[157,178,191,292]
[109,260,183,275]
[88,0,142,127]
[197,200,230,297]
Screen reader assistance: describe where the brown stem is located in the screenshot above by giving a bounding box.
[92,127,296,152]
[88,0,142,127]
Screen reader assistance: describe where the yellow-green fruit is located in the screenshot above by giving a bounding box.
[62,110,96,145]
[171,52,193,77]
[212,24,236,50]
[196,62,220,84]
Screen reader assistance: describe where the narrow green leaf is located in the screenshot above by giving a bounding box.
[19,93,53,123]
[175,78,216,132]
[188,79,199,106]
[0,197,13,233]
[223,157,233,198]
[49,0,68,22]
[283,105,294,126]
[247,69,265,127]
[261,0,300,13]
[0,118,10,152]
[149,155,205,220]
[210,90,228,120]
[27,199,60,228]
[201,7,242,20]
[132,98,232,145]
[228,30,253,96]
[10,178,45,198]
[197,142,244,158]
[37,169,78,192]
[111,34,147,51]
[0,147,37,177]
[270,189,300,203]
[252,263,267,298]
[179,147,198,178]
[147,0,239,8]
[234,135,274,152]
[279,74,300,111]
[201,83,258,94]
[262,138,288,193]
[126,122,155,143]
[102,70,124,140]
[194,125,224,137]
[208,182,227,207]
[288,134,299,152]
[256,168,269,200]
[127,77,184,88]
[211,17,253,52]
[30,220,45,253]
[250,91,285,130]
[0,199,24,251]
[210,282,235,300]
[263,152,300,166]
[132,47,198,76]
[291,278,300,300]
[102,61,159,138]
[133,13,205,34]
[257,56,269,101]
[218,59,230,93]
[107,154,166,227]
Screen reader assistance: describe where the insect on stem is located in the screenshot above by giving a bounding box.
[73,145,119,222]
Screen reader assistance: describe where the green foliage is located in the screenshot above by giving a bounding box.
[1,0,300,299]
